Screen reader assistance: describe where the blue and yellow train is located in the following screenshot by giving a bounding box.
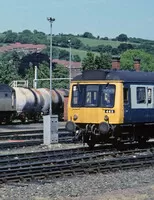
[66,69,154,148]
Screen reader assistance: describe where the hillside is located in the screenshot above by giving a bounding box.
[77,37,139,47]
[78,37,121,48]
[1,30,154,61]
[57,46,99,60]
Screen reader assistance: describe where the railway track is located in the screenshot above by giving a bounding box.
[0,129,75,149]
[0,146,154,183]
[0,128,73,140]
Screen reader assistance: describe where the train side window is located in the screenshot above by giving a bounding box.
[148,88,152,104]
[136,87,146,104]
[124,88,128,104]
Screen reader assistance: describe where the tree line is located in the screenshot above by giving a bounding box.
[1,29,154,89]
[1,30,154,58]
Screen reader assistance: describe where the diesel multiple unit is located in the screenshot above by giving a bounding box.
[66,69,154,148]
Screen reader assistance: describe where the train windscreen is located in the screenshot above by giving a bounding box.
[100,85,115,108]
[71,84,115,108]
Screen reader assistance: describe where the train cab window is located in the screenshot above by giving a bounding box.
[71,85,84,107]
[136,87,146,104]
[85,85,99,107]
[124,88,128,104]
[101,85,115,108]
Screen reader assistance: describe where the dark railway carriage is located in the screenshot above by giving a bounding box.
[0,84,16,123]
[66,69,154,148]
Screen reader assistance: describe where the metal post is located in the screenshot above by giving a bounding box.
[43,17,58,145]
[68,40,72,88]
[34,66,38,89]
[47,17,55,116]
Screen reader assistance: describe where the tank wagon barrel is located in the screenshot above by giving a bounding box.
[37,88,69,119]
[0,84,69,124]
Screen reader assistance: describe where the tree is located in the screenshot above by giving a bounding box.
[118,43,134,53]
[116,34,128,42]
[82,52,96,70]
[82,52,111,70]
[120,49,154,71]
[33,30,48,44]
[82,32,95,39]
[59,49,69,60]
[3,30,18,43]
[0,61,21,84]
[52,35,84,49]
[25,62,69,89]
[73,55,81,62]
[25,61,50,88]
[18,29,34,43]
[95,53,111,69]
[52,64,69,88]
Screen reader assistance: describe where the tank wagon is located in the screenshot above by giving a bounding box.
[0,84,69,123]
[66,69,154,148]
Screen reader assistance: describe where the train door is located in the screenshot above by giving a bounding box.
[147,86,153,108]
[123,85,131,122]
[146,86,154,121]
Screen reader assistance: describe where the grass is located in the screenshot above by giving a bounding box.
[78,37,139,48]
[56,46,100,60]
[78,37,121,48]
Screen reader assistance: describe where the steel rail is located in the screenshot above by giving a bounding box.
[0,136,75,149]
[0,151,154,183]
[0,131,73,141]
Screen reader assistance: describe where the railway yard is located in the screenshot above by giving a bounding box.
[0,122,154,199]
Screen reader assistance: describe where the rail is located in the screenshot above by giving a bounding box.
[0,147,154,183]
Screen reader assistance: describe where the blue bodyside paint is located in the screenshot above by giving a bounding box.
[124,82,154,123]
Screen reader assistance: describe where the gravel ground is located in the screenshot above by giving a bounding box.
[0,144,154,200]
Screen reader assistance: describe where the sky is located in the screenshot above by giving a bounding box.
[0,0,154,40]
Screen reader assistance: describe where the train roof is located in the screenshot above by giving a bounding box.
[73,69,154,83]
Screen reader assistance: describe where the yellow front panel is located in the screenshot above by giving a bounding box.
[68,81,124,124]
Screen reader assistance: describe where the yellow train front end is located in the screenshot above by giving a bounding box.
[66,80,124,147]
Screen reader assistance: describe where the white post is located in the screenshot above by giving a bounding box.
[43,17,58,145]
[34,66,38,89]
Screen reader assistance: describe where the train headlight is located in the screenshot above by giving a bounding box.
[65,121,76,132]
[73,114,78,121]
[99,122,109,134]
[104,115,109,122]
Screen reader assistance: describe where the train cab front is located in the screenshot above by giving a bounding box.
[66,81,124,148]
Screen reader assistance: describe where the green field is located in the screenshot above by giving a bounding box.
[57,46,99,60]
[78,37,121,48]
[78,37,139,48]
